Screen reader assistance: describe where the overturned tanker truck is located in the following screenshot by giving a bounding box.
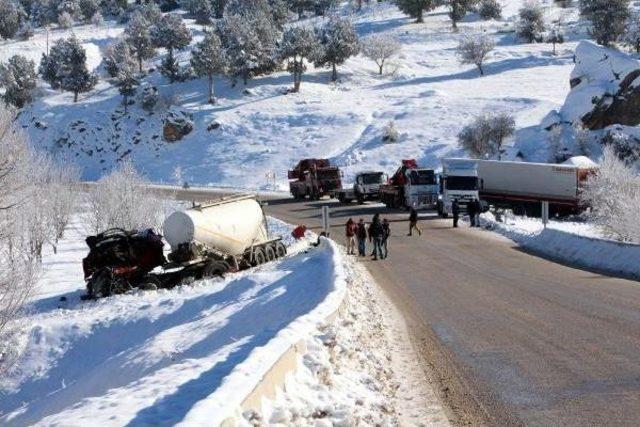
[82,194,286,299]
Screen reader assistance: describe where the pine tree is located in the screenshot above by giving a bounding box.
[191,31,227,104]
[0,55,37,107]
[624,11,640,53]
[125,11,156,73]
[0,0,25,39]
[449,0,472,30]
[151,13,192,82]
[104,39,137,78]
[314,17,360,82]
[39,36,97,101]
[580,0,629,47]
[516,1,546,43]
[279,26,318,92]
[115,65,138,112]
[394,0,435,23]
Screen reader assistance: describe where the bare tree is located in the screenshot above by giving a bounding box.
[581,146,640,242]
[458,112,515,158]
[361,34,401,75]
[83,161,166,234]
[456,34,495,75]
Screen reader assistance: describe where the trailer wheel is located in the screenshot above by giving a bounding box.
[265,245,277,262]
[275,242,287,258]
[252,248,267,266]
[204,260,229,278]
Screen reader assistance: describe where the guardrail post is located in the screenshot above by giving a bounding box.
[322,205,331,236]
[542,201,549,229]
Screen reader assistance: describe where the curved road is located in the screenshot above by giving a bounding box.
[173,188,640,426]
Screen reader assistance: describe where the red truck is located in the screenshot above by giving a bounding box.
[288,158,342,200]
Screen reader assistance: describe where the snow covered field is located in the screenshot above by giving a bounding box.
[481,213,640,280]
[8,1,585,189]
[0,213,445,426]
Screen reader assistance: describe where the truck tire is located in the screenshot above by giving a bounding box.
[252,248,267,266]
[275,242,287,258]
[357,194,365,205]
[264,245,276,262]
[203,260,229,278]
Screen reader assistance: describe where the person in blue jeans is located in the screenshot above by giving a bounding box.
[368,213,384,260]
[381,218,391,259]
[356,218,367,256]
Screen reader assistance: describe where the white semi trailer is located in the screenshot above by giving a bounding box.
[163,194,286,271]
[476,159,596,217]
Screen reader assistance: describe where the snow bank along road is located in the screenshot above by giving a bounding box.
[172,188,640,426]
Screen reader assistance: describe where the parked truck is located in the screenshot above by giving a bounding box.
[379,159,439,210]
[331,171,387,204]
[82,194,286,299]
[288,158,342,200]
[438,158,481,217]
[476,159,596,217]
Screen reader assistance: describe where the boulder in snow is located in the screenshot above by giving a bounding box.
[561,41,640,130]
[163,108,193,142]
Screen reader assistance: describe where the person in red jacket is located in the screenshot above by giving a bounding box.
[345,218,357,255]
[292,224,307,240]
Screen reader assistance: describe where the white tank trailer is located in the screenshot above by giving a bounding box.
[162,194,287,273]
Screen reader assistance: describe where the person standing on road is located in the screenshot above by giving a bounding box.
[408,207,422,236]
[368,213,384,260]
[472,198,481,228]
[345,218,357,255]
[468,199,477,227]
[381,218,391,259]
[452,199,460,228]
[356,218,367,257]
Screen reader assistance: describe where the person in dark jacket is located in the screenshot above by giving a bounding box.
[381,218,391,259]
[408,207,422,236]
[368,213,384,260]
[468,199,477,227]
[345,218,357,255]
[356,218,367,256]
[452,199,460,228]
[472,198,481,227]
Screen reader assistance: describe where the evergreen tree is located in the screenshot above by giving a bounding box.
[516,1,546,43]
[79,0,99,21]
[449,0,472,29]
[279,26,318,92]
[191,31,227,104]
[478,0,501,20]
[394,0,435,23]
[39,36,97,101]
[104,39,137,78]
[0,0,25,39]
[0,55,37,107]
[56,0,81,21]
[624,11,640,53]
[151,14,192,82]
[125,11,156,73]
[115,64,138,112]
[314,17,360,82]
[579,0,629,47]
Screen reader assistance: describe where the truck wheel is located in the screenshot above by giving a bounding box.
[275,242,287,258]
[357,194,365,205]
[265,245,276,262]
[140,276,162,291]
[252,248,267,266]
[204,260,229,278]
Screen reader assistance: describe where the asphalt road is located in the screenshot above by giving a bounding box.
[173,189,640,426]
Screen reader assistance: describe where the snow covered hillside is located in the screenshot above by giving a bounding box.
[0,217,345,426]
[9,1,586,189]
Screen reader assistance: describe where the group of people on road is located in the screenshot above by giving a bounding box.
[345,214,391,260]
[451,199,482,228]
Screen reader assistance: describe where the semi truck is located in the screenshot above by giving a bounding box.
[438,158,481,217]
[476,159,596,217]
[288,158,342,200]
[379,159,439,210]
[82,194,286,299]
[331,171,387,204]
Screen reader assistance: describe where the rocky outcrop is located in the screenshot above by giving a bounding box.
[162,108,193,142]
[560,41,640,130]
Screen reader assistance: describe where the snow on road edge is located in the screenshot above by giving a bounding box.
[246,246,450,426]
[185,237,348,426]
[481,213,640,280]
